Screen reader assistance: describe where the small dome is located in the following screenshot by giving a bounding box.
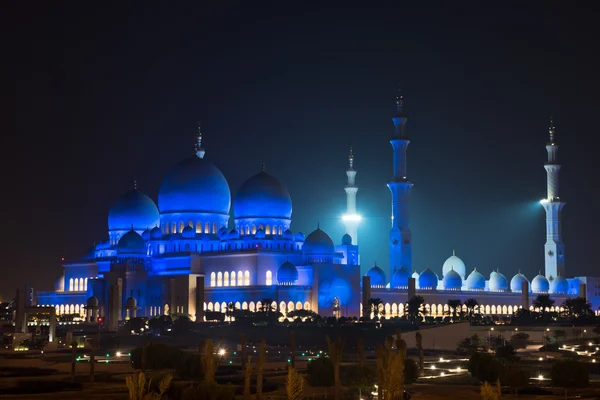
[218,226,228,240]
[150,226,162,239]
[418,268,439,290]
[390,266,411,288]
[341,233,352,245]
[510,273,530,293]
[86,296,99,308]
[277,260,298,284]
[443,269,462,290]
[532,273,550,293]
[466,268,485,291]
[303,226,334,255]
[254,228,266,239]
[108,188,159,232]
[412,271,419,279]
[158,155,231,215]
[229,228,240,240]
[489,270,509,291]
[366,264,386,287]
[550,275,569,294]
[234,170,292,220]
[142,228,151,241]
[117,230,146,255]
[294,232,305,242]
[282,229,294,240]
[442,251,466,279]
[181,225,196,239]
[54,274,65,292]
[125,297,137,308]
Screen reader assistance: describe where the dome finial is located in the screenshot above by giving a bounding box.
[317,221,320,230]
[261,161,266,172]
[452,249,456,256]
[348,147,354,169]
[195,122,205,159]
[133,179,137,190]
[395,83,404,115]
[548,117,556,144]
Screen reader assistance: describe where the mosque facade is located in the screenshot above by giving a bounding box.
[33,95,600,327]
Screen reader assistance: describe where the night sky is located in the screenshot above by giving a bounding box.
[8,3,600,299]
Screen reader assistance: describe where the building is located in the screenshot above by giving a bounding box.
[30,93,598,328]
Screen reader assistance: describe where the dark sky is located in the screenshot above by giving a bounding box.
[7,3,600,299]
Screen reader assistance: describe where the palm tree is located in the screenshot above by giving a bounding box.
[226,302,236,322]
[326,335,345,400]
[447,299,462,319]
[406,296,426,322]
[368,298,384,319]
[243,356,253,400]
[464,298,479,320]
[256,340,266,400]
[562,297,593,319]
[260,299,274,314]
[286,367,304,400]
[533,294,555,318]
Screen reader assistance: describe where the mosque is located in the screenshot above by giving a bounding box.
[32,94,600,330]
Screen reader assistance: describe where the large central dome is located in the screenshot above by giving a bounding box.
[158,155,231,215]
[234,170,292,220]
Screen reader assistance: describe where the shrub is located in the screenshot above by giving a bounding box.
[175,353,203,380]
[495,344,517,362]
[501,363,529,396]
[403,358,419,384]
[306,357,334,387]
[509,332,530,350]
[468,352,503,383]
[551,359,589,398]
[342,365,376,393]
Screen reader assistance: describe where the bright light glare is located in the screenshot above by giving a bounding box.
[540,199,549,204]
[538,357,543,361]
[218,348,226,356]
[342,214,362,222]
[116,351,122,357]
[538,374,544,380]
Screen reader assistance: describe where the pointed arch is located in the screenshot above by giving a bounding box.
[231,271,236,287]
[69,278,74,291]
[217,272,223,287]
[304,301,310,310]
[224,272,229,287]
[238,272,243,286]
[210,272,216,287]
[244,270,250,286]
[249,301,255,312]
[266,270,272,286]
[196,221,202,233]
[242,302,248,310]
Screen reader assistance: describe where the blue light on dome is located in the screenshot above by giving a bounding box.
[510,273,530,293]
[418,268,438,290]
[366,265,386,287]
[341,233,352,245]
[117,230,146,255]
[303,227,334,255]
[531,273,549,293]
[277,261,298,284]
[550,275,569,294]
[443,269,462,290]
[234,171,292,220]
[158,155,231,215]
[466,268,485,291]
[390,266,410,288]
[489,271,509,292]
[108,189,159,232]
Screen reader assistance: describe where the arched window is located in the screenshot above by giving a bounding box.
[304,301,310,310]
[231,271,236,286]
[215,302,220,312]
[74,278,79,291]
[212,222,217,234]
[251,225,256,234]
[84,278,88,291]
[79,278,84,291]
[221,302,227,313]
[59,304,65,315]
[244,270,250,286]
[188,220,193,227]
[224,272,229,287]
[249,301,255,312]
[205,222,210,234]
[242,301,248,310]
[80,304,85,316]
[235,301,241,310]
[266,270,272,286]
[237,272,243,286]
[246,226,250,235]
[69,278,74,291]
[70,304,75,314]
[259,224,264,231]
[207,302,213,311]
[280,301,286,313]
[296,301,302,310]
[178,221,184,233]
[278,226,283,235]
[196,221,202,233]
[265,225,271,235]
[217,272,223,287]
[288,301,294,311]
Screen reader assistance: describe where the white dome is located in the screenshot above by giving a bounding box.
[465,268,485,291]
[442,251,466,279]
[531,273,549,293]
[489,270,509,292]
[510,273,530,293]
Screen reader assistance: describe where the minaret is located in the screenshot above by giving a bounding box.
[195,122,205,159]
[343,147,360,245]
[387,88,413,279]
[541,118,565,279]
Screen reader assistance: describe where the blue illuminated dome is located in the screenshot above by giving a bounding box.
[294,232,305,242]
[366,264,386,287]
[489,270,509,291]
[550,275,569,294]
[442,251,466,279]
[418,268,438,289]
[117,230,146,255]
[510,273,530,293]
[466,268,485,291]
[443,269,462,290]
[390,266,410,288]
[229,228,240,240]
[181,225,195,239]
[303,227,334,255]
[150,226,162,240]
[341,233,352,245]
[158,155,231,215]
[531,273,549,293]
[142,228,151,241]
[283,229,294,240]
[277,260,298,284]
[234,171,292,220]
[108,189,159,232]
[87,296,99,308]
[254,228,266,239]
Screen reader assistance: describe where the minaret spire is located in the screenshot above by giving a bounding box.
[133,179,137,190]
[541,118,565,279]
[387,86,413,279]
[195,122,205,159]
[343,146,360,247]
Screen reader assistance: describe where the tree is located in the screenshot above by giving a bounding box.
[343,365,376,398]
[260,299,275,314]
[88,336,98,383]
[415,332,424,376]
[326,335,344,400]
[243,356,252,400]
[480,381,501,400]
[457,334,485,356]
[256,340,266,400]
[464,298,479,320]
[368,298,384,319]
[468,352,503,383]
[286,367,304,400]
[377,336,406,400]
[551,360,589,399]
[406,296,426,322]
[561,297,593,320]
[201,339,219,384]
[286,309,319,320]
[501,363,529,397]
[306,356,334,387]
[495,344,517,362]
[509,332,530,350]
[447,299,462,319]
[533,294,555,318]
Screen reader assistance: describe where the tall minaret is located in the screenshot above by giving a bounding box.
[541,118,565,279]
[343,148,360,245]
[195,122,205,159]
[387,88,413,279]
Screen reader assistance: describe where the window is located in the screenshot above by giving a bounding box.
[210,272,216,287]
[179,222,185,233]
[172,222,177,234]
[231,272,236,286]
[205,222,210,233]
[244,270,250,286]
[259,224,264,231]
[212,222,217,234]
[246,226,250,235]
[224,272,229,286]
[237,272,243,286]
[69,278,74,291]
[217,272,223,287]
[251,225,256,235]
[266,270,272,286]
[84,278,88,291]
[265,225,271,235]
[74,278,79,291]
[196,221,202,233]
[188,220,193,227]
